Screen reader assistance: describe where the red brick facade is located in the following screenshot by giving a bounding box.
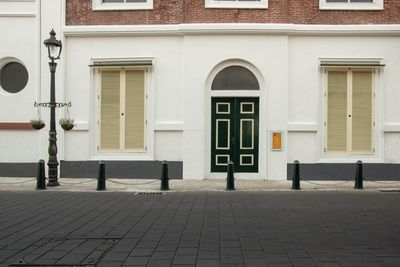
[66,0,400,25]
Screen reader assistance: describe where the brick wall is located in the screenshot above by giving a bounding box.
[66,0,400,25]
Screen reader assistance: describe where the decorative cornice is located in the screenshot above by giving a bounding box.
[63,24,400,37]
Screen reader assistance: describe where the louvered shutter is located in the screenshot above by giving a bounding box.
[125,70,146,151]
[352,71,372,153]
[100,71,121,150]
[327,71,347,152]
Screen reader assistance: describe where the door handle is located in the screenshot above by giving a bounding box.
[231,137,235,145]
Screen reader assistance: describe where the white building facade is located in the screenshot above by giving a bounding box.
[1,0,400,180]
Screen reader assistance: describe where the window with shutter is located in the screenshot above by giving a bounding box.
[100,69,146,152]
[326,69,374,154]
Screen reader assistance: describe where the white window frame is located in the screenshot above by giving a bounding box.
[92,0,153,11]
[205,0,268,9]
[90,58,155,161]
[99,68,147,153]
[319,0,383,10]
[324,68,375,155]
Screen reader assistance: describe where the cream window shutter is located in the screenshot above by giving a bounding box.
[100,71,121,150]
[352,71,373,153]
[327,71,347,152]
[125,70,146,151]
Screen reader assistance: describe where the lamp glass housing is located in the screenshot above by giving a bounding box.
[43,29,62,61]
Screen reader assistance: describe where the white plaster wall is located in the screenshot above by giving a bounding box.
[182,35,289,180]
[155,131,183,161]
[287,132,317,163]
[384,133,400,163]
[288,36,400,163]
[0,6,38,161]
[0,17,36,122]
[64,36,184,161]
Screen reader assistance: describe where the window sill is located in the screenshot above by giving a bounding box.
[92,1,153,11]
[90,154,153,161]
[319,1,383,10]
[205,0,268,9]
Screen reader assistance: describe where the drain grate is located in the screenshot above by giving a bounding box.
[135,192,165,195]
[379,190,400,193]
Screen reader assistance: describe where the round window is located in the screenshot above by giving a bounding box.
[0,62,29,94]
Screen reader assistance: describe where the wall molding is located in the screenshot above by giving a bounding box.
[154,122,184,131]
[288,122,318,132]
[0,12,35,17]
[64,24,400,37]
[0,122,33,130]
[384,123,400,133]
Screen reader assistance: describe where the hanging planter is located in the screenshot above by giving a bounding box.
[59,118,74,131]
[30,119,45,130]
[31,106,45,130]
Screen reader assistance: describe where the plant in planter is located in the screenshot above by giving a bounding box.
[30,119,45,130]
[59,118,74,131]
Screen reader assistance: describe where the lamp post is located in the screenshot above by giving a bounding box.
[43,29,62,186]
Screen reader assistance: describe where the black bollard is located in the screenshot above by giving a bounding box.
[161,161,169,191]
[36,159,46,190]
[97,161,106,191]
[354,160,364,190]
[226,161,235,191]
[292,160,301,190]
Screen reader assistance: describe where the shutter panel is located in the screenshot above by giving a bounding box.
[327,71,347,152]
[100,71,121,150]
[125,70,146,151]
[352,71,372,153]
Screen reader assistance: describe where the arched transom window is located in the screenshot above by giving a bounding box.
[212,66,259,91]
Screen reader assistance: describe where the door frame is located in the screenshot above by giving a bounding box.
[204,59,267,180]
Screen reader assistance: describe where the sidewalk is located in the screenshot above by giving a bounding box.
[0,190,399,267]
[0,177,399,192]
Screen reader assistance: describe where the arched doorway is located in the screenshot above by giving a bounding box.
[210,65,260,173]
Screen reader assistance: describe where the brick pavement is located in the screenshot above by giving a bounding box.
[0,191,399,267]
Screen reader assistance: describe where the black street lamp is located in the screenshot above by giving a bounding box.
[41,29,62,186]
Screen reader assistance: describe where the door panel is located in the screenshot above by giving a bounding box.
[211,97,259,173]
[211,98,234,172]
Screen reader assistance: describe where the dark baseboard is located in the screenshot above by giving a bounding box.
[0,163,37,177]
[60,161,183,179]
[0,161,183,179]
[287,163,400,181]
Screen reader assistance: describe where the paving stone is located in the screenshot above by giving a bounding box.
[197,250,220,260]
[150,251,175,260]
[268,263,294,267]
[286,249,310,258]
[123,256,150,265]
[0,191,399,267]
[242,250,266,259]
[221,247,242,255]
[102,252,130,262]
[130,248,154,257]
[221,254,244,264]
[291,257,317,266]
[172,255,197,265]
[267,254,292,263]
[97,261,125,267]
[196,259,220,267]
[174,247,196,255]
[311,253,337,263]
[56,254,87,265]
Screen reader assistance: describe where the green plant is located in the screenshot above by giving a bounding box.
[30,119,45,130]
[59,118,74,131]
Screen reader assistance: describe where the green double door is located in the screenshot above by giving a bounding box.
[211,97,259,173]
